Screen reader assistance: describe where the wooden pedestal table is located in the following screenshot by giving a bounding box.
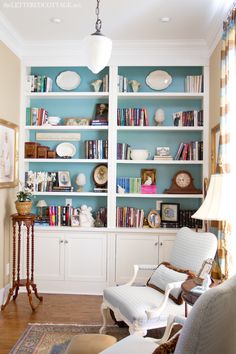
[1,214,43,311]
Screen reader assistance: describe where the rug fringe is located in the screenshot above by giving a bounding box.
[28,323,116,327]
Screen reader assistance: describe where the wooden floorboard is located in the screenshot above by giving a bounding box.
[0,293,113,353]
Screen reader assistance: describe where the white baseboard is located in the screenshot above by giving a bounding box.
[0,283,10,309]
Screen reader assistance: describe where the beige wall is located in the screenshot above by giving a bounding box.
[0,41,21,289]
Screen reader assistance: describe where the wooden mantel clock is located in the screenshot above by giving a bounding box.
[165,170,202,194]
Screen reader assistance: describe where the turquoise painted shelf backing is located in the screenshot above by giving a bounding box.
[118,66,203,93]
[31,66,109,92]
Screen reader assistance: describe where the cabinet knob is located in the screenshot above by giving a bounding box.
[60,240,63,244]
[64,240,68,244]
[160,242,163,246]
[154,242,158,246]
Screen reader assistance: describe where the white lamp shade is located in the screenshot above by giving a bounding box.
[192,174,232,221]
[76,173,86,186]
[84,33,112,74]
[36,200,47,207]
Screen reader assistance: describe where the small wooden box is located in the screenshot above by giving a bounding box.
[47,150,56,158]
[25,142,40,158]
[37,146,49,158]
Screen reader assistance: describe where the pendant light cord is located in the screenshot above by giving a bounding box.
[95,0,102,32]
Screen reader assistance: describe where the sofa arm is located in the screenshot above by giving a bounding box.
[124,264,158,286]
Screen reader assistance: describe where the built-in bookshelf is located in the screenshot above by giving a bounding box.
[21,65,207,230]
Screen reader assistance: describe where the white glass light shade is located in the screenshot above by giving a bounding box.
[76,173,86,186]
[36,200,47,207]
[192,174,232,221]
[84,33,112,74]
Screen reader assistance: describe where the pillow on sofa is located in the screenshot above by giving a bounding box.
[147,262,195,304]
[152,333,180,354]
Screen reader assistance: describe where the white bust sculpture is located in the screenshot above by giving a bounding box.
[78,204,95,227]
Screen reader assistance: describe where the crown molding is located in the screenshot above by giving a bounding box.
[0,11,23,57]
[21,39,209,66]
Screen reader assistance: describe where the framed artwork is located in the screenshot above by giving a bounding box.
[211,123,220,174]
[0,118,18,188]
[160,203,180,223]
[147,210,161,228]
[58,171,71,187]
[141,169,156,185]
[95,103,108,120]
[71,215,80,227]
[64,117,90,126]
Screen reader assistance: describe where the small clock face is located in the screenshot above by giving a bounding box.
[93,164,108,187]
[175,172,191,188]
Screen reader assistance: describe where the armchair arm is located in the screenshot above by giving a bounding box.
[124,264,158,286]
[146,281,184,319]
[157,314,186,345]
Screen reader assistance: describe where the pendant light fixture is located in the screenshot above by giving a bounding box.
[84,0,112,74]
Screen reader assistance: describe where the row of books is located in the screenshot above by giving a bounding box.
[117,75,128,92]
[84,140,108,159]
[116,177,142,193]
[185,75,203,93]
[117,108,149,126]
[117,143,131,160]
[27,107,48,126]
[49,205,75,226]
[27,75,53,93]
[178,210,202,229]
[25,171,73,192]
[173,110,203,127]
[175,141,203,160]
[102,74,109,92]
[116,207,144,228]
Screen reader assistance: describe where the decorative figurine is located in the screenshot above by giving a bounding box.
[154,108,165,125]
[94,212,104,227]
[78,204,95,227]
[91,79,103,92]
[129,80,141,92]
[76,173,86,192]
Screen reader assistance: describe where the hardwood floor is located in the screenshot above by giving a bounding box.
[0,293,113,353]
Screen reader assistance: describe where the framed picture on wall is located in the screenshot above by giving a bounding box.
[0,119,18,188]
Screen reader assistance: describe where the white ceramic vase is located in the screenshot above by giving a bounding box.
[91,79,103,92]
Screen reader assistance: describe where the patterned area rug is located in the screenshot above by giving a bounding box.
[9,324,129,354]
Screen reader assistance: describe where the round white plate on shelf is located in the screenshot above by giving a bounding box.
[146,70,172,90]
[56,71,81,90]
[56,142,76,158]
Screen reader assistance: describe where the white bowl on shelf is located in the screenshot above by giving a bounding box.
[48,116,61,125]
[130,149,150,160]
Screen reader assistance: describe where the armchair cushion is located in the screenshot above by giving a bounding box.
[147,263,195,304]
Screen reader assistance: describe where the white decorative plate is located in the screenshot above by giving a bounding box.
[56,71,81,90]
[56,142,76,157]
[146,70,172,90]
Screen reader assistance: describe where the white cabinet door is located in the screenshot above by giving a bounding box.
[34,231,64,281]
[64,232,107,282]
[158,235,176,264]
[115,233,158,285]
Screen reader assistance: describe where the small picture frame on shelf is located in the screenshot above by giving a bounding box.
[64,117,90,126]
[141,169,157,194]
[58,171,71,187]
[147,210,161,228]
[71,215,80,227]
[95,103,108,120]
[160,203,180,223]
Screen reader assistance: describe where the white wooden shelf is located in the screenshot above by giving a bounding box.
[117,92,204,99]
[117,126,203,131]
[26,92,109,99]
[116,160,203,164]
[33,192,107,197]
[116,193,203,198]
[25,125,108,131]
[25,158,108,163]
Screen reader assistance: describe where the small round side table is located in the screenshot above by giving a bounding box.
[1,214,43,311]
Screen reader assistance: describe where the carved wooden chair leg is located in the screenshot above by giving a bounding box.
[99,302,109,334]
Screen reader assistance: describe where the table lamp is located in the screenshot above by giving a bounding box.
[192,173,233,278]
[76,173,86,192]
[36,200,47,219]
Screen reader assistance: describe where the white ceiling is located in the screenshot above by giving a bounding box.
[0,0,233,44]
